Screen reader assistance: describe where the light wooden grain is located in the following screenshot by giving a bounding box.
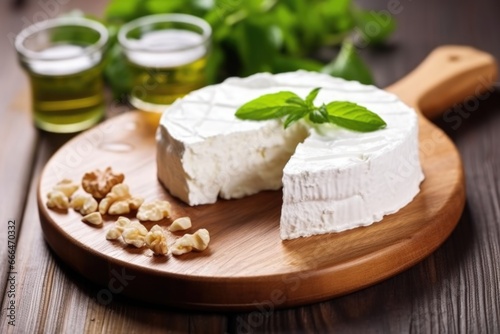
[35,46,495,310]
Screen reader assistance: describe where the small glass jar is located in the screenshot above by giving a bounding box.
[15,17,108,133]
[118,14,212,115]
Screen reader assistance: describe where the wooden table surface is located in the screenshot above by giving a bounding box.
[1,0,499,333]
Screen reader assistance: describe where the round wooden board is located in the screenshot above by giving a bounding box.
[37,46,496,311]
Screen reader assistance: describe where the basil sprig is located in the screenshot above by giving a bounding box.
[235,88,387,132]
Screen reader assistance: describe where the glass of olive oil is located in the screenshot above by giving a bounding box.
[118,14,211,115]
[15,17,108,133]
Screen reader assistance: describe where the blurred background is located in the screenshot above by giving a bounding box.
[3,0,499,112]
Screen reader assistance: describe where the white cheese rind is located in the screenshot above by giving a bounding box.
[156,82,308,205]
[280,120,423,239]
[157,71,424,239]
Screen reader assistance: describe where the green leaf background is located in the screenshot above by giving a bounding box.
[100,0,395,97]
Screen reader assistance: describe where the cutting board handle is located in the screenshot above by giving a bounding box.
[386,45,498,119]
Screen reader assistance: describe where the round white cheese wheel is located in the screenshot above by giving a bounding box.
[157,71,424,239]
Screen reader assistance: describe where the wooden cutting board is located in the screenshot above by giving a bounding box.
[38,46,497,311]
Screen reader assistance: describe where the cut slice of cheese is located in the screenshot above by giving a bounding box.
[157,71,424,239]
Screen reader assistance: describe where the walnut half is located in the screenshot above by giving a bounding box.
[82,167,124,199]
[145,225,168,256]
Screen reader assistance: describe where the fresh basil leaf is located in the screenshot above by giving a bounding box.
[355,10,396,46]
[235,91,301,120]
[326,101,386,132]
[284,108,309,128]
[286,97,308,108]
[308,104,329,124]
[321,41,374,85]
[305,87,321,107]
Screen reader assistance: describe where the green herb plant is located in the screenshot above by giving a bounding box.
[235,88,387,132]
[102,0,396,98]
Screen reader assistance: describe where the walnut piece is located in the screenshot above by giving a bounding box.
[98,184,144,215]
[170,235,193,255]
[81,212,103,226]
[82,167,124,199]
[46,190,70,210]
[122,221,148,248]
[137,200,171,221]
[53,179,79,198]
[191,229,210,251]
[105,216,132,240]
[108,201,131,215]
[145,225,168,255]
[169,217,192,232]
[171,229,210,256]
[98,198,112,215]
[115,216,132,231]
[70,194,98,215]
[46,179,79,211]
[106,228,121,240]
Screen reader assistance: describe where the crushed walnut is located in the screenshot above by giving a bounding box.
[53,179,79,198]
[169,217,191,232]
[81,212,103,226]
[171,229,210,256]
[70,194,98,215]
[98,183,144,215]
[136,200,171,221]
[105,216,132,240]
[122,221,148,248]
[46,170,211,259]
[46,179,80,210]
[46,190,70,210]
[82,167,124,199]
[145,225,168,256]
